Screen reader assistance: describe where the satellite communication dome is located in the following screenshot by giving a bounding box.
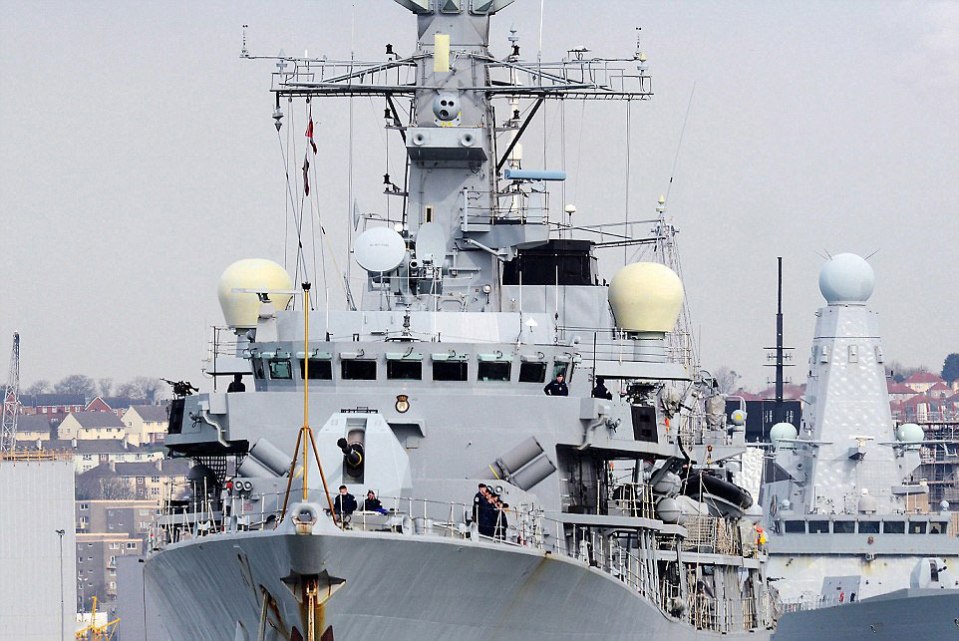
[769,422,798,446]
[354,226,407,273]
[217,259,294,329]
[818,253,875,304]
[608,262,684,333]
[896,423,924,444]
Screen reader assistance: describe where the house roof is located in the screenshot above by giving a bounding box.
[79,458,191,480]
[128,405,169,423]
[755,383,806,401]
[67,411,125,429]
[905,371,944,384]
[928,382,952,393]
[887,382,916,395]
[730,389,764,401]
[17,438,158,455]
[115,460,191,477]
[102,396,142,409]
[15,414,54,434]
[78,463,120,481]
[901,394,946,409]
[19,393,86,407]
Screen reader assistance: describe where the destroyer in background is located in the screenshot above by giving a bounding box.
[762,253,959,640]
[144,1,775,639]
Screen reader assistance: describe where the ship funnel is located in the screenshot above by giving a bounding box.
[608,262,683,362]
[217,259,294,330]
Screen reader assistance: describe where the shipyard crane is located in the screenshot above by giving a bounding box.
[0,332,20,453]
[75,597,120,640]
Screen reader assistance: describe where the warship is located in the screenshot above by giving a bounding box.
[144,1,778,639]
[761,253,959,639]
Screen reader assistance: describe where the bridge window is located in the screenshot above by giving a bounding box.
[833,521,855,533]
[783,520,805,534]
[930,522,947,535]
[269,359,293,380]
[858,521,880,534]
[341,360,377,380]
[552,361,570,380]
[477,361,511,382]
[433,361,468,381]
[387,360,422,380]
[299,359,332,380]
[519,362,547,383]
[808,520,829,534]
[883,521,905,534]
[909,521,927,535]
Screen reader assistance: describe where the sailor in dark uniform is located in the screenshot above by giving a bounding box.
[543,373,569,396]
[591,376,612,399]
[333,485,357,518]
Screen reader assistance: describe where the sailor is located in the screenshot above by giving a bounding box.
[543,373,569,396]
[334,485,357,519]
[363,489,387,514]
[227,373,246,393]
[472,483,489,523]
[754,524,767,554]
[591,376,613,400]
[493,497,509,540]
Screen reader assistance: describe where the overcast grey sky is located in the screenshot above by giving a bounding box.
[1,1,957,392]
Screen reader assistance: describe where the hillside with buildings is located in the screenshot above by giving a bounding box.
[10,394,190,623]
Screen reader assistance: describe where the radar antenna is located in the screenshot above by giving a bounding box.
[0,333,20,453]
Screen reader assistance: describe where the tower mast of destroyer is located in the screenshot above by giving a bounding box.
[0,332,21,453]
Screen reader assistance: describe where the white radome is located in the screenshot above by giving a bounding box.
[769,422,798,446]
[608,262,684,333]
[896,422,924,444]
[218,259,294,329]
[819,253,875,304]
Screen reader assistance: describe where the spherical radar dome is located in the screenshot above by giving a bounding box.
[896,423,924,444]
[218,259,294,329]
[819,253,875,304]
[769,422,798,445]
[608,262,684,333]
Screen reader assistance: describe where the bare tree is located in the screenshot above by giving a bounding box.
[24,380,52,395]
[713,366,742,395]
[117,376,163,402]
[53,374,96,399]
[97,378,113,397]
[76,474,135,500]
[885,361,926,384]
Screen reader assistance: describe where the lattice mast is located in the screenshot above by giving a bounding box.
[0,332,21,453]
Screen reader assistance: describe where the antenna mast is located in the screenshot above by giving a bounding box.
[764,258,793,438]
[0,333,21,453]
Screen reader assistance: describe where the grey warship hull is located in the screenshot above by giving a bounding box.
[146,529,770,641]
[773,590,959,641]
[142,1,779,639]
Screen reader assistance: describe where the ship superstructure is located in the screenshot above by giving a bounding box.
[761,253,959,608]
[143,2,776,640]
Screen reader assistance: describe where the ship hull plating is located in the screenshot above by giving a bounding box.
[146,530,771,641]
[772,589,959,640]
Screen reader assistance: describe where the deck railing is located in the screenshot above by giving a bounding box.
[152,488,771,630]
[0,449,73,462]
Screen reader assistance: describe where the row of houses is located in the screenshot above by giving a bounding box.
[15,404,170,447]
[889,372,959,422]
[729,371,959,440]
